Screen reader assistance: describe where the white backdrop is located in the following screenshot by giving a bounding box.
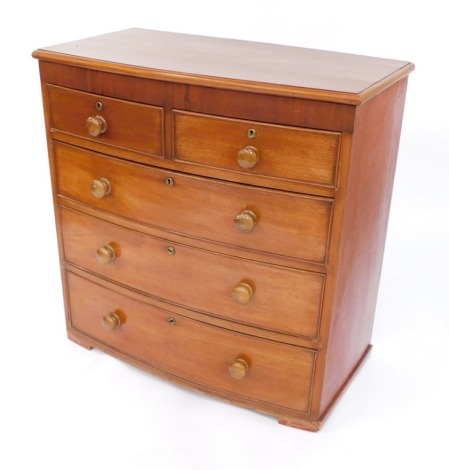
[1,1,448,469]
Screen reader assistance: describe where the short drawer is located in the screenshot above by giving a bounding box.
[174,111,341,188]
[67,272,315,413]
[55,142,332,265]
[47,85,164,156]
[60,207,325,339]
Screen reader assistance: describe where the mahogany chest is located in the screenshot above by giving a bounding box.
[33,29,413,430]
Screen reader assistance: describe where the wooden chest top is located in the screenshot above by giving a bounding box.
[32,28,413,104]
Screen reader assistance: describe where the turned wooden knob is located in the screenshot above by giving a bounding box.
[91,177,111,198]
[96,245,116,264]
[102,312,121,330]
[237,146,260,169]
[229,358,249,379]
[86,115,107,137]
[234,209,258,233]
[231,282,254,304]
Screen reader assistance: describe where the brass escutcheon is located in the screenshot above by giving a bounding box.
[167,317,176,325]
[165,177,175,187]
[247,128,257,139]
[166,246,175,255]
[95,101,103,111]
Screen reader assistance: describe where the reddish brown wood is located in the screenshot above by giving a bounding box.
[173,110,341,189]
[48,84,164,157]
[38,62,357,133]
[33,29,413,431]
[32,28,413,104]
[59,206,325,340]
[317,77,410,416]
[54,142,333,265]
[67,272,315,414]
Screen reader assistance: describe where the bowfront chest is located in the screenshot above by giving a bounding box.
[33,29,413,430]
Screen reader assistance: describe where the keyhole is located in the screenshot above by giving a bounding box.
[247,128,257,139]
[166,246,175,255]
[96,101,103,111]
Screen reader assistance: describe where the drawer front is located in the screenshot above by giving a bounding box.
[55,142,332,264]
[47,85,164,156]
[67,272,315,413]
[60,207,324,339]
[174,111,341,188]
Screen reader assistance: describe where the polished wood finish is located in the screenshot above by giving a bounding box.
[233,209,258,233]
[32,28,413,104]
[174,111,340,187]
[229,358,250,380]
[318,78,410,417]
[231,282,254,305]
[102,311,121,330]
[86,115,107,137]
[237,146,260,170]
[33,29,413,431]
[47,84,164,157]
[54,142,332,265]
[96,244,116,264]
[91,177,111,198]
[59,206,324,339]
[67,272,315,413]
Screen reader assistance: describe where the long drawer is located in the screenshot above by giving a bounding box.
[60,207,325,339]
[55,142,333,265]
[67,272,315,413]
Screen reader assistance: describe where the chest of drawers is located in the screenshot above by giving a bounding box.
[33,29,413,431]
